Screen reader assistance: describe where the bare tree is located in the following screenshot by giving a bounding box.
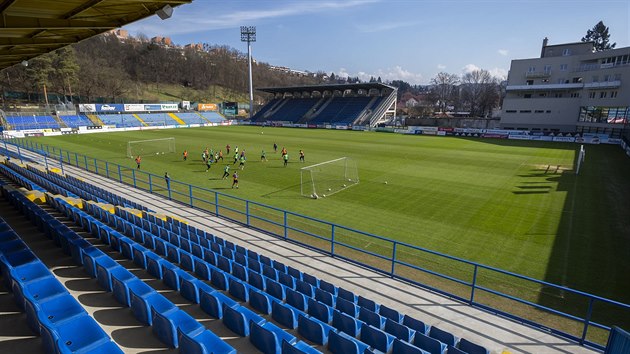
[430,72,459,113]
[460,69,499,117]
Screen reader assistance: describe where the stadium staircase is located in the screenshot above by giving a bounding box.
[195,112,211,123]
[86,114,103,126]
[0,150,499,354]
[132,113,148,126]
[168,113,186,125]
[51,114,67,128]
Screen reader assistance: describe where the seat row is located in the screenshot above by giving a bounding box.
[5,156,491,354]
[0,189,123,354]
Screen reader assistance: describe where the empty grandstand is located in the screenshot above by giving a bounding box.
[253,83,397,127]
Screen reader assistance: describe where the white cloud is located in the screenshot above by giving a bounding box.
[497,49,509,56]
[338,66,424,85]
[488,67,508,80]
[462,63,481,74]
[437,64,446,70]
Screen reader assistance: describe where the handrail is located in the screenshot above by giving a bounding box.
[2,137,628,352]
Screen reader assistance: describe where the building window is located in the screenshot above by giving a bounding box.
[535,110,545,113]
[542,79,549,83]
[560,64,568,71]
[589,92,596,99]
[544,65,551,73]
[600,91,607,98]
[505,110,517,113]
[603,74,610,82]
[555,93,563,98]
[610,91,618,98]
[570,92,580,98]
[572,77,583,83]
[539,93,547,97]
[579,106,629,124]
[557,78,565,84]
[519,110,532,113]
[562,48,571,56]
[524,94,532,98]
[546,110,552,113]
[526,80,534,85]
[528,66,536,73]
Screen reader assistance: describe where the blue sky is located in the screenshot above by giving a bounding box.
[124,0,630,85]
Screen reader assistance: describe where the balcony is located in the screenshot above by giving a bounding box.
[583,80,621,89]
[506,83,583,91]
[525,71,551,78]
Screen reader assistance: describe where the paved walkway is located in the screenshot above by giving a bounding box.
[1,147,600,354]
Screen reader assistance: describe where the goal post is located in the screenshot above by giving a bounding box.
[127,137,176,158]
[575,144,586,175]
[300,157,359,198]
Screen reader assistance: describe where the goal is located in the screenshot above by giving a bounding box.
[575,144,586,175]
[127,137,176,158]
[300,157,359,198]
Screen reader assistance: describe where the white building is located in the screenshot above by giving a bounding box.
[501,38,629,139]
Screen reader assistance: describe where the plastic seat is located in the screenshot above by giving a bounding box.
[282,339,324,354]
[287,266,303,280]
[249,287,275,314]
[336,296,359,317]
[152,308,202,348]
[286,288,308,311]
[360,323,396,353]
[95,257,120,291]
[358,295,379,312]
[180,273,201,303]
[130,291,173,326]
[161,261,181,291]
[385,318,415,342]
[24,293,86,335]
[179,327,237,354]
[447,346,467,354]
[199,284,238,319]
[266,278,286,301]
[39,312,114,354]
[332,309,362,337]
[262,264,278,281]
[315,288,335,307]
[429,326,457,347]
[222,304,265,336]
[111,267,137,306]
[146,251,167,279]
[298,314,334,345]
[180,250,195,272]
[250,320,297,354]
[414,331,447,354]
[232,262,248,282]
[9,262,53,308]
[165,242,180,263]
[337,287,357,303]
[278,271,296,289]
[210,267,229,290]
[194,257,212,280]
[296,279,315,297]
[132,243,149,269]
[380,304,403,323]
[457,338,489,354]
[328,330,370,354]
[247,258,262,273]
[272,301,299,329]
[359,305,386,329]
[248,269,265,290]
[403,315,429,335]
[203,249,217,266]
[393,338,431,354]
[307,298,334,324]
[228,277,249,302]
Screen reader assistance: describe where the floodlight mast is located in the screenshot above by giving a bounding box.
[240,26,256,119]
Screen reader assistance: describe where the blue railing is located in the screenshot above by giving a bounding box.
[3,137,629,351]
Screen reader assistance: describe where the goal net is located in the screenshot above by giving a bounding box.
[127,137,176,158]
[301,157,359,198]
[575,144,586,175]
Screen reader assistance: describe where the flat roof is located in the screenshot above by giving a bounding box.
[0,0,192,70]
[257,82,396,94]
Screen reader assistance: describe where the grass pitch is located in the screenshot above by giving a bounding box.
[24,126,630,307]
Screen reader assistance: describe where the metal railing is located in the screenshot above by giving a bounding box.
[2,137,629,351]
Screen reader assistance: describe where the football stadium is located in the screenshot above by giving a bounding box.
[0,1,629,354]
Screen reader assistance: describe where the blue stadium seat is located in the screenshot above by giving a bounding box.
[250,320,297,354]
[337,287,358,303]
[358,295,379,312]
[332,309,362,337]
[296,279,315,297]
[272,301,299,329]
[403,314,429,335]
[222,304,265,336]
[307,298,334,324]
[359,306,386,329]
[228,277,250,302]
[132,243,149,269]
[380,304,403,323]
[24,293,86,335]
[360,322,396,353]
[393,338,431,354]
[429,326,457,347]
[385,318,415,342]
[194,256,212,280]
[319,279,338,296]
[110,267,137,306]
[447,345,467,354]
[457,338,489,354]
[39,312,119,354]
[180,249,195,272]
[146,251,167,279]
[152,307,202,348]
[328,330,370,354]
[199,283,238,319]
[336,296,359,317]
[282,339,324,354]
[179,327,237,354]
[161,261,181,291]
[414,331,447,354]
[262,264,278,281]
[180,273,201,303]
[211,267,229,290]
[130,291,174,326]
[232,262,248,282]
[249,287,276,314]
[266,278,287,301]
[298,314,334,345]
[248,269,265,290]
[315,287,336,307]
[286,288,308,311]
[278,271,296,289]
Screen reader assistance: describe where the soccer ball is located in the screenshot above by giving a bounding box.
[155,152,159,155]
[342,184,346,187]
[384,181,388,184]
[312,193,318,199]
[327,188,331,191]
[322,194,326,197]
[348,178,352,182]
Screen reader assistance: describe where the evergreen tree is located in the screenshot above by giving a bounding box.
[581,21,616,51]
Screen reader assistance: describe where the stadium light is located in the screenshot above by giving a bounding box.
[240,26,256,119]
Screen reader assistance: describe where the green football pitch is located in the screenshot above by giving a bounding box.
[23,126,630,306]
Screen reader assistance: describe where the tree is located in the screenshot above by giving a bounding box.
[582,21,616,52]
[460,69,499,117]
[429,72,459,113]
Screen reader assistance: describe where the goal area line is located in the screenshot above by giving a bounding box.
[301,157,348,170]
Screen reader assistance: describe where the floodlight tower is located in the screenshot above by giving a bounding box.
[240,26,256,119]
